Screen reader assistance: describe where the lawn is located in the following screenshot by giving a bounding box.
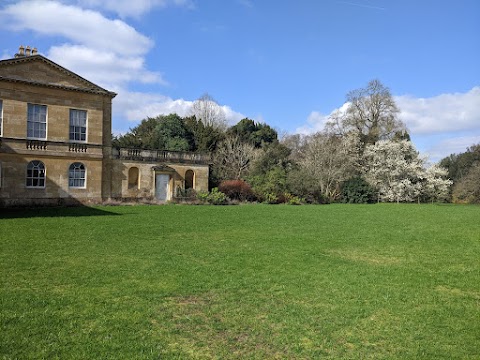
[1,204,479,359]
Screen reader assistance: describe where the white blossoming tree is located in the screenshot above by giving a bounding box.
[363,140,452,203]
[423,164,453,203]
[363,140,425,203]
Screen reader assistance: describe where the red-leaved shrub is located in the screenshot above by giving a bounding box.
[218,180,255,202]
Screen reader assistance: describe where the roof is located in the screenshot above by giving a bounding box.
[0,54,116,98]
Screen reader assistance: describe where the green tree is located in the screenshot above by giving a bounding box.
[247,142,291,199]
[341,177,377,204]
[228,118,278,148]
[153,114,191,151]
[184,116,224,152]
[112,114,194,151]
[439,144,480,184]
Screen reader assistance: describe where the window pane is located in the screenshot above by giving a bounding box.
[69,110,87,142]
[69,162,86,188]
[27,104,47,139]
[26,160,46,187]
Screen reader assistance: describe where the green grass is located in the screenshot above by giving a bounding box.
[1,204,479,359]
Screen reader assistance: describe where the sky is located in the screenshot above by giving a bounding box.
[1,0,479,162]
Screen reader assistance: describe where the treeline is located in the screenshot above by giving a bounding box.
[439,144,480,203]
[113,82,478,204]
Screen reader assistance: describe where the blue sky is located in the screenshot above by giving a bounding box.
[1,0,479,162]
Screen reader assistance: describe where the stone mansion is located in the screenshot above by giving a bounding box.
[0,46,209,207]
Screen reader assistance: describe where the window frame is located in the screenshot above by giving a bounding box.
[68,162,86,188]
[69,109,87,142]
[26,160,46,188]
[27,103,47,140]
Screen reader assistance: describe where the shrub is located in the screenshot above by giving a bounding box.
[283,193,303,205]
[218,180,255,202]
[196,188,229,205]
[263,192,278,204]
[341,177,377,204]
[175,187,197,199]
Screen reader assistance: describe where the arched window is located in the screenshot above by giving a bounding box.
[185,169,194,189]
[69,162,86,188]
[26,160,45,187]
[128,167,139,189]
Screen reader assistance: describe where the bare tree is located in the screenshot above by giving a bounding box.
[327,79,406,149]
[299,132,359,201]
[191,93,227,130]
[213,135,258,180]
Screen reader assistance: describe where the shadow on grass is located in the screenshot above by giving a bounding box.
[0,206,120,219]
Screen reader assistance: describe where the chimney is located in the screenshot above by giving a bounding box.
[14,45,38,58]
[15,45,25,58]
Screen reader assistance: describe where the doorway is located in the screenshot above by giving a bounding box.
[155,174,170,201]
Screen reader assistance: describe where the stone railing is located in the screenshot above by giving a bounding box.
[112,147,211,164]
[26,139,47,150]
[68,143,88,152]
[0,137,103,156]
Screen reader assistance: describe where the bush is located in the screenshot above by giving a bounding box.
[277,192,302,205]
[341,177,377,204]
[218,180,255,202]
[263,192,278,204]
[175,187,197,199]
[196,188,229,205]
[284,193,303,205]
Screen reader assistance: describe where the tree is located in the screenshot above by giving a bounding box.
[297,132,359,201]
[439,144,480,184]
[247,142,291,199]
[341,177,377,204]
[439,143,480,201]
[451,162,480,203]
[183,115,224,152]
[423,164,452,203]
[228,118,278,148]
[327,79,406,150]
[112,114,192,151]
[191,93,227,130]
[153,113,191,151]
[112,116,159,149]
[212,135,257,180]
[363,140,425,203]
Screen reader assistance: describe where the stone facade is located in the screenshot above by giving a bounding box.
[0,48,209,207]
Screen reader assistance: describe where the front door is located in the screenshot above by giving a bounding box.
[155,174,170,201]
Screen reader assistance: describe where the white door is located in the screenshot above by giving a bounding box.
[155,174,169,201]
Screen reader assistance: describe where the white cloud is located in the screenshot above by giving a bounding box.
[396,87,480,135]
[237,0,254,8]
[47,44,165,89]
[298,87,480,137]
[0,1,152,56]
[295,111,329,135]
[297,88,480,162]
[76,0,194,18]
[221,105,246,125]
[0,0,166,89]
[296,103,350,135]
[0,0,247,133]
[113,91,245,128]
[418,135,480,164]
[114,91,193,122]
